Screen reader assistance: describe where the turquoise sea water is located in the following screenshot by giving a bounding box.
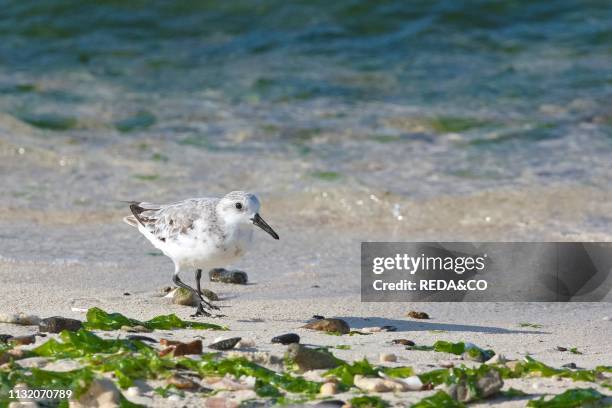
[0,1,611,206]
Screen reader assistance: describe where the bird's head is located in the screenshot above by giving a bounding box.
[217,191,279,240]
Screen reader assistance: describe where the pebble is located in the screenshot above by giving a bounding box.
[407,311,430,319]
[556,346,567,352]
[392,339,415,346]
[562,362,577,369]
[312,315,325,320]
[361,326,397,333]
[271,333,300,344]
[126,335,157,343]
[209,337,242,351]
[0,313,40,326]
[10,335,36,346]
[303,318,350,334]
[209,268,248,284]
[439,361,455,368]
[38,317,82,333]
[313,400,345,407]
[160,339,203,357]
[285,344,340,372]
[354,375,407,392]
[167,374,199,390]
[236,338,255,348]
[446,370,503,402]
[202,288,219,301]
[379,353,397,363]
[171,287,199,306]
[395,375,423,391]
[72,378,120,408]
[126,387,140,397]
[319,382,338,396]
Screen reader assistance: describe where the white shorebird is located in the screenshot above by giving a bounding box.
[123,191,279,316]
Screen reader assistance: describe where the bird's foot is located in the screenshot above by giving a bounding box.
[191,301,224,318]
[197,296,220,311]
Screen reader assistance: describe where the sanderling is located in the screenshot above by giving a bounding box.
[124,191,279,316]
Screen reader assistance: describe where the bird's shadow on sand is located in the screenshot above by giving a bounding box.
[337,317,549,335]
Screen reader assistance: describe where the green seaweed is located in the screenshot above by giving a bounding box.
[501,387,528,397]
[115,111,156,132]
[133,174,160,181]
[519,322,543,328]
[407,345,435,351]
[433,341,495,360]
[83,307,227,331]
[569,347,582,355]
[33,329,147,358]
[180,356,321,396]
[428,116,492,133]
[310,171,342,181]
[411,391,465,407]
[498,356,604,383]
[526,388,605,407]
[18,112,78,131]
[325,358,378,387]
[349,395,389,408]
[335,345,351,350]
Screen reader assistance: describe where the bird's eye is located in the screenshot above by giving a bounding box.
[235,202,243,210]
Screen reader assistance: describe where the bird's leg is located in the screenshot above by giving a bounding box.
[172,273,213,317]
[195,269,220,310]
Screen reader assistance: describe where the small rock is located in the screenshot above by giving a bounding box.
[392,339,415,346]
[394,375,423,391]
[313,400,345,407]
[312,315,325,320]
[0,349,25,364]
[126,335,157,343]
[171,287,199,306]
[202,288,219,301]
[72,378,120,408]
[485,354,506,365]
[379,353,397,363]
[167,374,199,390]
[562,362,577,369]
[0,313,40,326]
[236,338,255,348]
[361,326,397,333]
[160,339,203,357]
[285,344,340,372]
[271,333,300,345]
[439,361,455,368]
[446,369,503,402]
[10,335,36,346]
[407,311,429,319]
[354,375,407,392]
[15,357,49,369]
[319,382,338,396]
[303,318,350,334]
[126,386,140,397]
[556,346,568,352]
[205,397,240,408]
[209,337,242,351]
[209,268,248,284]
[38,316,82,333]
[123,292,131,296]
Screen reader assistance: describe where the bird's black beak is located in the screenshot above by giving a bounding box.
[252,213,279,240]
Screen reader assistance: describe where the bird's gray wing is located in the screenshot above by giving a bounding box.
[128,198,216,242]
